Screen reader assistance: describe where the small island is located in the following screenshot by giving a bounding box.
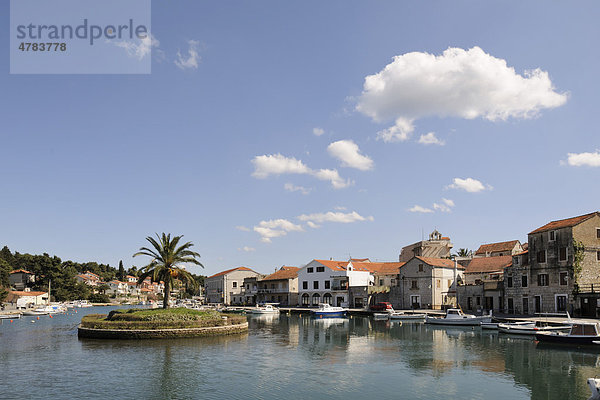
[78,308,248,339]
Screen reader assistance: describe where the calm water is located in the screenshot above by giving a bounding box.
[0,307,596,400]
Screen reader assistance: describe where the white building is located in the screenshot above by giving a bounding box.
[205,267,261,305]
[8,290,48,308]
[297,260,373,307]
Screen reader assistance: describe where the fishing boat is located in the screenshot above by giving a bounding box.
[536,321,600,345]
[425,308,491,326]
[247,304,280,314]
[311,303,347,318]
[389,311,426,321]
[498,321,571,335]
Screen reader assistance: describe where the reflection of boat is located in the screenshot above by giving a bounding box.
[390,311,426,321]
[312,317,348,328]
[0,313,21,319]
[480,322,499,330]
[588,378,600,399]
[536,321,600,345]
[311,303,347,318]
[425,309,491,326]
[373,312,390,320]
[499,321,570,335]
[247,304,280,314]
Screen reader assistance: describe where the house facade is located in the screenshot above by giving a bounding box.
[457,255,511,313]
[395,256,463,309]
[8,269,35,291]
[503,211,600,316]
[474,240,523,258]
[256,266,299,306]
[7,289,48,308]
[205,267,261,305]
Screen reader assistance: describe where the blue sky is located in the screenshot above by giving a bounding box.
[1,1,599,276]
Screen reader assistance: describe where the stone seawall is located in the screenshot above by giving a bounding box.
[78,322,248,340]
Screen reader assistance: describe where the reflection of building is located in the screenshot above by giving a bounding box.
[504,211,600,316]
[205,267,261,305]
[257,266,299,306]
[396,256,463,309]
[399,230,453,262]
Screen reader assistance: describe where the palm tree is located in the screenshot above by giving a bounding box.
[133,233,203,309]
[453,248,472,258]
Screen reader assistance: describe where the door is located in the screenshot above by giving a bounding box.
[522,297,529,314]
[336,297,344,307]
[485,296,494,311]
[581,297,596,317]
[411,295,421,309]
[556,295,567,312]
[534,296,541,314]
[508,298,514,314]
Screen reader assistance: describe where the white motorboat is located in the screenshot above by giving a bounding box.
[498,321,571,335]
[425,309,492,326]
[75,300,93,308]
[311,303,347,318]
[390,311,426,321]
[248,304,280,314]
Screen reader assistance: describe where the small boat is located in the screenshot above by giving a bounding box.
[0,313,21,319]
[247,304,280,314]
[498,321,571,335]
[588,378,600,399]
[536,321,600,345]
[75,300,93,308]
[311,303,347,318]
[390,311,426,321]
[425,309,491,326]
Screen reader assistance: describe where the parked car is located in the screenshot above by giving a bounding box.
[370,302,393,311]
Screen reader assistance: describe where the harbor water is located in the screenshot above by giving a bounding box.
[0,307,595,399]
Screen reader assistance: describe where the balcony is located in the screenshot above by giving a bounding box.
[257,288,289,294]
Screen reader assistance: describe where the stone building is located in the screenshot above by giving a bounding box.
[395,256,463,309]
[205,267,261,305]
[457,255,512,313]
[503,211,600,316]
[474,240,523,258]
[256,266,299,306]
[399,230,453,262]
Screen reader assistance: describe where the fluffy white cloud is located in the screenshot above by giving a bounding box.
[113,34,159,60]
[358,46,567,140]
[253,219,303,243]
[298,211,374,224]
[418,132,445,146]
[284,183,311,195]
[235,225,250,232]
[409,205,433,213]
[252,154,351,189]
[564,151,600,167]
[313,127,325,136]
[306,221,320,229]
[175,40,200,70]
[447,178,491,193]
[238,246,255,252]
[327,140,374,171]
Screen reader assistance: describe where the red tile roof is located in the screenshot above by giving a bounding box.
[208,266,255,279]
[262,266,300,281]
[312,259,403,273]
[9,269,32,274]
[8,290,47,297]
[465,256,512,274]
[475,240,520,255]
[415,256,465,269]
[529,212,600,234]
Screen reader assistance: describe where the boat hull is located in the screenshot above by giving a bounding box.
[390,313,426,321]
[535,332,600,346]
[312,311,347,318]
[426,316,491,326]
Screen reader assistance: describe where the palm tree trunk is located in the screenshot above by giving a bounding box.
[163,280,171,309]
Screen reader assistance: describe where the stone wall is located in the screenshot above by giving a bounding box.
[78,322,249,340]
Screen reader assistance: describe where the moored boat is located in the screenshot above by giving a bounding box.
[0,313,21,319]
[247,304,280,314]
[536,321,600,345]
[390,311,426,321]
[498,321,570,335]
[425,309,491,326]
[311,303,347,318]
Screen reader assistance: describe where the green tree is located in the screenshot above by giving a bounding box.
[0,258,11,287]
[133,233,203,309]
[117,260,125,281]
[0,286,8,304]
[453,248,471,258]
[0,246,15,268]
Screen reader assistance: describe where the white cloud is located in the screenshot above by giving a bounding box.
[313,127,325,136]
[447,177,491,193]
[564,151,600,167]
[175,40,200,70]
[113,34,159,60]
[442,198,455,207]
[297,211,374,224]
[433,203,451,213]
[327,140,374,171]
[409,205,433,213]
[238,246,255,252]
[358,46,567,140]
[235,225,250,232]
[312,168,353,189]
[284,183,311,195]
[306,221,320,229]
[253,219,303,243]
[418,132,445,146]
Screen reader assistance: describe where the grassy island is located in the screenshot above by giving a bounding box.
[78,308,248,339]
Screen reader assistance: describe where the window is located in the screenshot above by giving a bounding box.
[307,267,313,273]
[549,231,555,241]
[514,257,519,265]
[324,280,330,289]
[312,293,320,306]
[507,276,513,288]
[476,296,481,306]
[246,284,250,290]
[536,250,546,263]
[522,275,528,288]
[323,293,332,305]
[316,266,325,272]
[597,251,600,261]
[271,283,275,289]
[411,280,418,289]
[302,293,309,305]
[418,264,424,272]
[232,282,237,288]
[538,274,549,286]
[379,279,384,286]
[313,281,319,290]
[597,228,600,239]
[560,272,568,286]
[436,279,441,288]
[302,281,308,290]
[559,247,567,261]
